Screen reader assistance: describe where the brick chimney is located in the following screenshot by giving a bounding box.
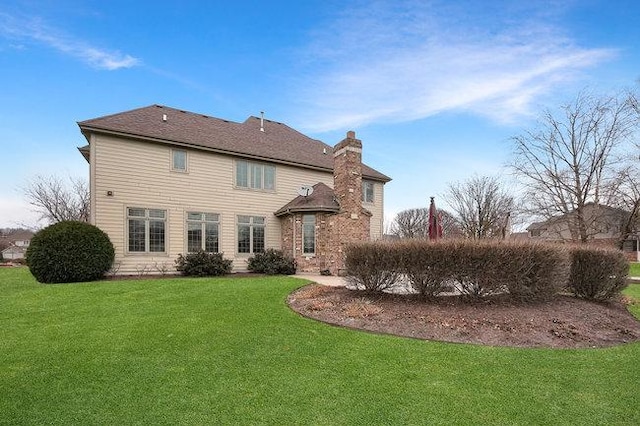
[333,130,363,217]
[326,131,370,275]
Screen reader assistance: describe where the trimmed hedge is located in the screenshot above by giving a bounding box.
[247,249,296,275]
[396,240,450,298]
[567,246,628,301]
[497,243,570,302]
[346,240,572,302]
[175,251,233,277]
[345,242,400,292]
[26,221,115,283]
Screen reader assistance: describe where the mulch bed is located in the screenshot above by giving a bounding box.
[287,284,640,348]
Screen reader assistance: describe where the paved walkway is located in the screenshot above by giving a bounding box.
[293,272,640,286]
[293,273,347,287]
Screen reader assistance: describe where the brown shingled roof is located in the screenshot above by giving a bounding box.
[274,183,340,216]
[0,230,34,242]
[78,105,390,182]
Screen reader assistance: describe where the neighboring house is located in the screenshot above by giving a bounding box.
[0,230,34,260]
[508,232,530,241]
[78,105,391,275]
[526,203,639,261]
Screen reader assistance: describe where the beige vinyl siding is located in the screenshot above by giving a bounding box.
[93,135,386,274]
[366,181,385,240]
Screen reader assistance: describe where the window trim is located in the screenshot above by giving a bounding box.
[186,211,220,253]
[302,214,316,255]
[126,207,167,254]
[236,215,266,255]
[362,180,374,203]
[235,160,275,191]
[171,149,188,173]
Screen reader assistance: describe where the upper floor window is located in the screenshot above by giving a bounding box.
[362,181,374,203]
[237,215,265,254]
[236,160,275,190]
[172,149,187,172]
[302,214,316,255]
[187,212,220,253]
[128,208,166,253]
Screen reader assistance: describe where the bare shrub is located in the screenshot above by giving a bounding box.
[108,261,121,278]
[568,246,629,301]
[345,242,400,293]
[397,240,452,298]
[154,261,171,276]
[347,239,570,303]
[500,242,570,302]
[135,264,149,277]
[450,240,508,298]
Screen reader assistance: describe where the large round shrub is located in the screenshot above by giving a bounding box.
[26,221,115,283]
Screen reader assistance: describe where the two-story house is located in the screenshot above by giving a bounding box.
[1,230,34,260]
[526,203,639,261]
[78,105,390,275]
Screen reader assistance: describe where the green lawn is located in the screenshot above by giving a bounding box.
[2,267,640,425]
[630,262,640,276]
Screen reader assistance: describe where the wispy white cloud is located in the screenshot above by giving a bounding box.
[293,1,616,131]
[0,12,139,70]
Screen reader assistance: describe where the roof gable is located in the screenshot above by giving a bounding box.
[78,105,390,182]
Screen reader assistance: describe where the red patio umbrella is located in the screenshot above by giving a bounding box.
[428,197,443,241]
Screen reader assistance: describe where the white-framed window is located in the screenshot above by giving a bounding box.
[302,214,315,255]
[236,160,275,190]
[186,212,220,253]
[172,149,187,172]
[362,181,374,203]
[237,215,265,254]
[127,208,166,253]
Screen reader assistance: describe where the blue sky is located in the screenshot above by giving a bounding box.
[1,0,638,229]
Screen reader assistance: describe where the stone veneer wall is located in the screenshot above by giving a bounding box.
[281,212,332,273]
[278,131,372,275]
[280,210,370,275]
[327,131,370,275]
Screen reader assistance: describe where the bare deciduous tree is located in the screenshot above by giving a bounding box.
[23,175,89,224]
[390,207,462,239]
[390,208,428,239]
[438,209,464,239]
[609,164,640,246]
[444,175,514,240]
[510,91,639,243]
